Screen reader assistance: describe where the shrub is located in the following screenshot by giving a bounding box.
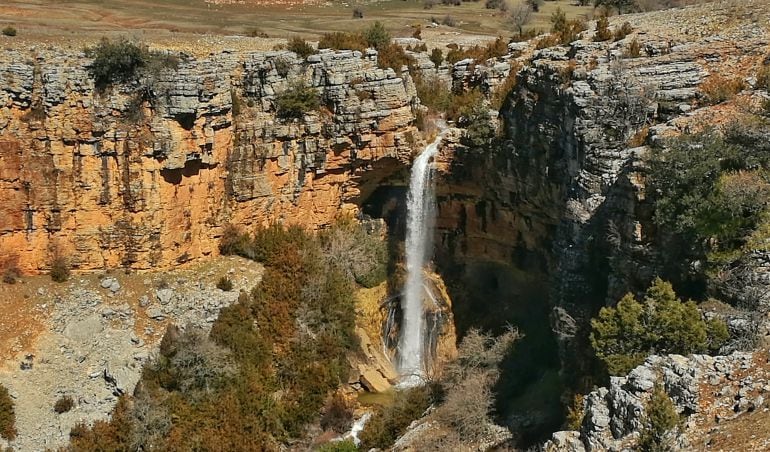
[2,26,16,37]
[429,48,444,68]
[0,384,16,441]
[363,21,391,50]
[50,254,70,283]
[648,127,770,267]
[435,328,517,441]
[216,276,233,291]
[757,64,770,91]
[273,57,292,77]
[320,393,354,433]
[352,7,364,19]
[595,16,612,41]
[318,31,368,53]
[219,224,250,256]
[565,393,585,430]
[550,8,587,45]
[590,278,729,375]
[638,384,679,452]
[699,74,745,105]
[2,266,20,284]
[415,75,452,112]
[491,64,519,110]
[320,217,389,288]
[460,101,494,150]
[625,38,642,58]
[614,21,633,40]
[274,81,321,119]
[441,15,457,27]
[412,26,422,40]
[377,43,415,74]
[54,395,75,414]
[359,386,433,449]
[287,36,316,58]
[318,440,358,452]
[85,38,178,90]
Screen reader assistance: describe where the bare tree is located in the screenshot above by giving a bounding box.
[507,1,533,35]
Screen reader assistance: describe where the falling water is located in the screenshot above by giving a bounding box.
[398,132,443,385]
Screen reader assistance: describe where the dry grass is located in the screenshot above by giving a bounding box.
[0,0,592,52]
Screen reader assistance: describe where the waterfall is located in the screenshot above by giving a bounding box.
[398,133,443,385]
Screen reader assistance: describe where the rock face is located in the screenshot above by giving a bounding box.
[0,48,419,272]
[545,350,770,451]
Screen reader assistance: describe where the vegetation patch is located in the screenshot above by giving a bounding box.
[85,38,179,91]
[639,383,680,451]
[699,73,745,105]
[647,123,770,271]
[274,80,321,119]
[54,395,75,414]
[590,278,728,376]
[2,26,17,37]
[66,220,384,450]
[0,384,16,441]
[286,36,316,59]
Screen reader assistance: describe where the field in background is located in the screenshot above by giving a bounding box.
[0,0,594,51]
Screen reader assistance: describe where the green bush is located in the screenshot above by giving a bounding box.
[590,278,728,376]
[274,81,321,119]
[460,100,494,151]
[648,127,770,268]
[359,387,433,450]
[364,21,391,50]
[550,8,587,45]
[2,26,16,37]
[638,384,679,452]
[0,384,16,441]
[85,38,178,90]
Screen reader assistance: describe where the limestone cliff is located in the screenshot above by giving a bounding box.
[0,48,419,272]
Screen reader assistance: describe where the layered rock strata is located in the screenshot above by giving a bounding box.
[0,48,418,272]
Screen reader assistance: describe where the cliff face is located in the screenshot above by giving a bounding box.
[0,48,418,272]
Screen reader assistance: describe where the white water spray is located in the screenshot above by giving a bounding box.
[398,132,444,385]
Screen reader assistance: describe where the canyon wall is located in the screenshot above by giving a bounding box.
[0,48,419,272]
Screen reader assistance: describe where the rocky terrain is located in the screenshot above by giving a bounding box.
[1,0,770,450]
[0,46,419,273]
[546,350,770,451]
[0,256,263,450]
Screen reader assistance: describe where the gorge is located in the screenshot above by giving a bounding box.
[1,1,770,450]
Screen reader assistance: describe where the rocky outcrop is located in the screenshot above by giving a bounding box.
[545,349,770,451]
[0,47,419,273]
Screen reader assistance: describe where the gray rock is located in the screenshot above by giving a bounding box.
[156,288,175,305]
[63,314,104,343]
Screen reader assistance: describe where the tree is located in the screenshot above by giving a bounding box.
[508,2,533,35]
[364,21,391,50]
[638,383,679,452]
[435,328,518,441]
[590,278,728,375]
